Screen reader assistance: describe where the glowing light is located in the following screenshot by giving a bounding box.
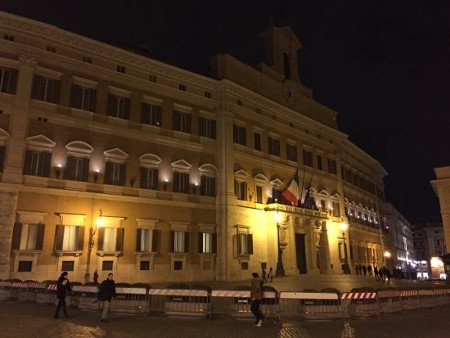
[95,169,100,173]
[57,163,62,168]
[340,220,348,232]
[164,178,169,183]
[430,256,444,268]
[274,212,282,223]
[96,209,104,228]
[384,251,392,258]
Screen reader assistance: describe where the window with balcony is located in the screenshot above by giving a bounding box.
[31,75,61,103]
[64,156,89,182]
[200,176,215,196]
[234,180,247,201]
[233,125,246,146]
[141,103,162,126]
[70,84,96,112]
[173,172,189,193]
[198,117,216,139]
[104,162,126,186]
[172,110,192,133]
[139,167,158,190]
[107,94,130,120]
[0,67,18,94]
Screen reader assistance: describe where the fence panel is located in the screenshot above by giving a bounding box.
[36,284,57,305]
[377,290,402,314]
[149,289,210,318]
[279,292,341,320]
[73,285,99,312]
[341,292,378,317]
[400,290,420,310]
[0,281,17,300]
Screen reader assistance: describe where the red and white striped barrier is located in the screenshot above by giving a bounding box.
[433,289,447,295]
[149,289,208,297]
[27,282,47,289]
[12,282,28,288]
[210,290,276,299]
[341,292,377,300]
[400,290,418,297]
[280,292,338,300]
[377,290,400,298]
[47,284,57,291]
[0,282,12,287]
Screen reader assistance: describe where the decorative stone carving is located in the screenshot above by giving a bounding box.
[18,50,38,67]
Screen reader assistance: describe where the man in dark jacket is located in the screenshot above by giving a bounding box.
[98,272,117,322]
[250,272,264,326]
[54,271,72,318]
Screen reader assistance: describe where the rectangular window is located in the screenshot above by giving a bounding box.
[137,229,153,252]
[62,226,78,251]
[352,173,360,187]
[317,155,323,170]
[23,150,51,177]
[198,117,216,139]
[204,91,211,98]
[107,94,131,120]
[241,262,249,270]
[178,84,186,91]
[233,125,246,146]
[234,234,253,256]
[70,84,96,112]
[200,232,212,254]
[286,144,297,161]
[64,156,89,182]
[141,103,162,126]
[256,186,263,204]
[303,150,313,167]
[116,65,126,73]
[102,260,114,271]
[272,188,282,202]
[173,231,185,253]
[172,111,192,133]
[18,223,44,251]
[0,67,18,94]
[254,132,261,151]
[173,261,183,270]
[31,75,61,103]
[18,261,32,272]
[320,200,326,211]
[200,176,215,196]
[328,159,337,174]
[268,137,280,156]
[173,172,189,193]
[234,180,247,201]
[104,162,126,186]
[140,167,158,190]
[61,261,74,272]
[103,227,116,252]
[332,202,341,217]
[140,261,150,270]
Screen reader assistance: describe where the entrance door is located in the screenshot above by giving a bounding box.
[295,233,307,274]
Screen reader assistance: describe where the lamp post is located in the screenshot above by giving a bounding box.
[84,209,103,284]
[274,211,285,277]
[339,219,351,274]
[383,250,392,268]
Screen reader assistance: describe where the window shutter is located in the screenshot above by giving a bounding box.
[184,231,190,253]
[0,146,5,171]
[54,225,64,251]
[198,232,203,253]
[116,227,124,252]
[75,226,85,251]
[35,223,45,250]
[152,169,159,190]
[172,111,180,131]
[51,80,61,103]
[136,229,142,252]
[31,75,41,99]
[185,114,192,133]
[104,162,112,184]
[82,158,90,182]
[23,150,33,175]
[173,172,179,192]
[139,167,147,188]
[11,223,22,250]
[124,97,131,120]
[64,156,76,180]
[170,231,174,252]
[89,88,97,112]
[212,233,217,254]
[119,163,127,186]
[211,120,216,139]
[9,69,18,94]
[247,234,253,254]
[70,84,80,108]
[97,227,105,251]
[41,152,51,177]
[107,94,116,116]
[151,229,160,253]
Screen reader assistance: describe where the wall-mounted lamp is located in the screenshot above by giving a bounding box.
[54,164,62,179]
[193,182,198,194]
[93,170,100,183]
[163,178,169,191]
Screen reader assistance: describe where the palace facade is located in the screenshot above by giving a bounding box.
[0,12,387,283]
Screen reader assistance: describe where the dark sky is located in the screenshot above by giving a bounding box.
[1,0,449,222]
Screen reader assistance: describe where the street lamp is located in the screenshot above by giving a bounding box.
[274,211,285,277]
[84,209,103,283]
[384,250,392,268]
[339,218,351,274]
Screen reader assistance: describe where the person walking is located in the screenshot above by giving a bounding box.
[98,272,117,322]
[374,266,379,280]
[54,271,72,318]
[250,272,264,327]
[261,267,267,283]
[93,270,99,284]
[362,265,367,276]
[268,267,273,282]
[367,265,372,277]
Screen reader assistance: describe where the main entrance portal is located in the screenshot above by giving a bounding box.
[295,233,307,274]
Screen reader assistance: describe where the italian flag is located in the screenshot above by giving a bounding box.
[281,170,300,206]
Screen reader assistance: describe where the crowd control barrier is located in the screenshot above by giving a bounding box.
[111,287,148,314]
[341,292,378,317]
[0,281,17,300]
[36,284,58,305]
[399,290,420,311]
[418,289,434,308]
[280,291,342,320]
[432,289,448,306]
[73,285,99,311]
[377,290,402,314]
[148,289,210,318]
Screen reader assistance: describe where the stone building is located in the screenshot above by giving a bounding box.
[0,12,387,283]
[412,221,446,261]
[431,166,450,254]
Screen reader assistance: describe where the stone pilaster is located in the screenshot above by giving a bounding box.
[0,190,18,279]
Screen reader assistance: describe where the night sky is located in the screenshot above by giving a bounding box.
[1,1,449,222]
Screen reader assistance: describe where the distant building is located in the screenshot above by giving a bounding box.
[411,221,446,260]
[383,203,414,271]
[431,166,450,254]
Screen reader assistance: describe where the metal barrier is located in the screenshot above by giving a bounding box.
[399,290,420,310]
[36,284,58,305]
[432,289,447,306]
[279,291,342,320]
[210,290,279,320]
[377,290,402,314]
[73,285,99,312]
[342,292,378,317]
[0,281,17,300]
[149,289,210,318]
[110,287,148,314]
[418,289,434,308]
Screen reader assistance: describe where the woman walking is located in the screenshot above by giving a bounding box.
[54,271,72,318]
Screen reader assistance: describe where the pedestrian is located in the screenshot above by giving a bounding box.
[261,267,267,283]
[98,272,117,322]
[268,267,273,282]
[374,266,379,280]
[250,272,264,327]
[367,265,372,276]
[54,271,72,319]
[93,270,99,284]
[362,265,367,276]
[355,264,360,275]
